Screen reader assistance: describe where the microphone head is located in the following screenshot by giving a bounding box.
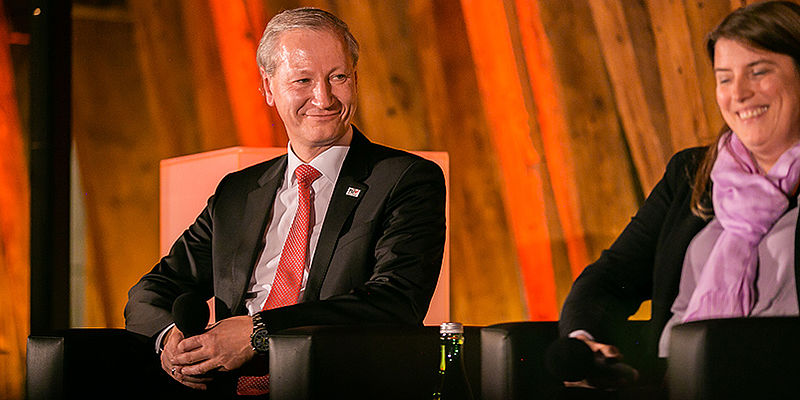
[172,292,210,338]
[545,337,594,382]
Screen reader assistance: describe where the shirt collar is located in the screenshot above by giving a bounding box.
[286,142,350,186]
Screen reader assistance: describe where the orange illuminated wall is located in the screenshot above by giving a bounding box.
[460,0,558,320]
[0,3,29,398]
[208,0,285,147]
[69,0,736,335]
[515,0,590,280]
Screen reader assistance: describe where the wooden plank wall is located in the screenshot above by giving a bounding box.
[66,0,757,325]
[0,0,785,396]
[0,2,29,398]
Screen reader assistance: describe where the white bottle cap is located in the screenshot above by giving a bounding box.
[439,322,463,334]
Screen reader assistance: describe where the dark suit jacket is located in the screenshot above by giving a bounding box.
[560,146,800,359]
[125,128,446,338]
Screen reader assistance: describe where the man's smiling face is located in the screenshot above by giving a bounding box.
[263,28,357,162]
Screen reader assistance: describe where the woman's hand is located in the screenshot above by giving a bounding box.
[563,334,638,389]
[574,333,622,359]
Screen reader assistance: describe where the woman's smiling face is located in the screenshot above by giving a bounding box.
[715,37,800,171]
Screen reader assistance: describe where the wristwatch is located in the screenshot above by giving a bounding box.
[250,312,270,354]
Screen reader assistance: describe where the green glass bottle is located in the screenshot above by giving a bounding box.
[432,322,474,400]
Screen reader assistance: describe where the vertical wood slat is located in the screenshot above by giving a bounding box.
[539,0,648,317]
[72,8,162,327]
[530,1,642,296]
[513,0,590,280]
[0,2,29,397]
[503,1,574,309]
[683,1,735,139]
[333,0,430,151]
[588,0,668,193]
[460,0,558,320]
[128,1,202,156]
[250,0,294,148]
[621,0,674,158]
[179,1,243,151]
[208,0,282,146]
[408,0,526,324]
[646,0,712,152]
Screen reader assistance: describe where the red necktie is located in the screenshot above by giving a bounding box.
[237,164,321,396]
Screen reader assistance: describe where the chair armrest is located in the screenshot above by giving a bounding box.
[26,335,64,399]
[667,317,800,399]
[26,328,169,400]
[480,321,560,400]
[268,324,481,400]
[481,321,652,400]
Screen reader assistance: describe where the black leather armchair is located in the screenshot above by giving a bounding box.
[480,321,561,400]
[26,328,172,399]
[480,321,653,400]
[269,325,481,399]
[27,325,482,400]
[667,317,800,399]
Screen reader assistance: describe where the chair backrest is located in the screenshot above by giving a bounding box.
[160,146,450,325]
[668,317,800,399]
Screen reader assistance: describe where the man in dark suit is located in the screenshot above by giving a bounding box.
[124,7,445,394]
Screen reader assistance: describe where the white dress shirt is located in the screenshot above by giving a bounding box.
[244,143,350,315]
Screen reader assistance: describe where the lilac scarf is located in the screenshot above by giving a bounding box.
[683,132,800,322]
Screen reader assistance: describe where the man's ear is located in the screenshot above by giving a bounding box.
[260,70,275,106]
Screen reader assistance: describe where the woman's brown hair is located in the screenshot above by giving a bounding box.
[691,1,800,218]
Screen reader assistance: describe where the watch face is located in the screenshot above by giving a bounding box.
[252,329,270,353]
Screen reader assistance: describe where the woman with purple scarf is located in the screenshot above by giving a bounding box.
[558,1,800,394]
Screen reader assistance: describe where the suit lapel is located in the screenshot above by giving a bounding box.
[303,129,372,301]
[229,156,287,314]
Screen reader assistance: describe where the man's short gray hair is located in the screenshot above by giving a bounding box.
[257,7,360,77]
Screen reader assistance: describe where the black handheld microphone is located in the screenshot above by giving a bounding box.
[545,337,638,389]
[172,292,210,338]
[171,293,230,389]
